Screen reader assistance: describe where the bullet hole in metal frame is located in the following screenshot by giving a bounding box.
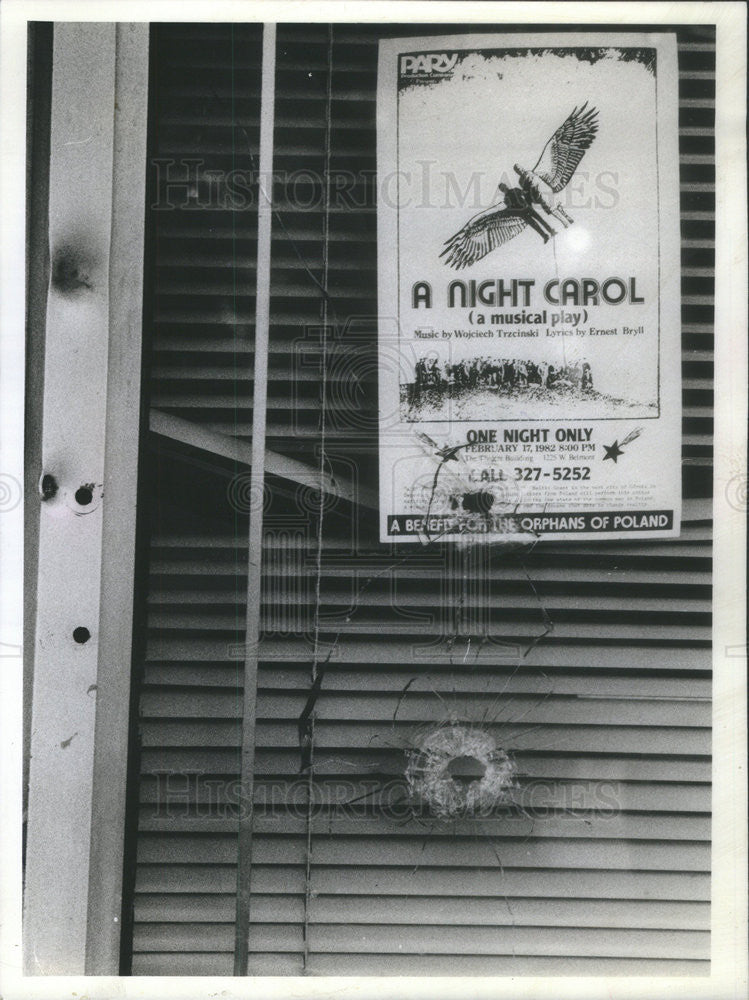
[75,484,94,506]
[40,473,58,500]
[51,243,95,294]
[73,626,91,644]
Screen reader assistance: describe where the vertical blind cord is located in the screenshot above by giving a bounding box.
[303,22,335,973]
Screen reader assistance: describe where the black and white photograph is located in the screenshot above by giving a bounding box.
[0,2,746,998]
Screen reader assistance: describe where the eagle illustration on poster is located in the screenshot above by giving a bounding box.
[441,103,599,268]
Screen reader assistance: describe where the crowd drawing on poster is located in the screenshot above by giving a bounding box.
[402,353,658,421]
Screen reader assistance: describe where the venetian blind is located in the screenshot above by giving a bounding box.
[126,22,714,977]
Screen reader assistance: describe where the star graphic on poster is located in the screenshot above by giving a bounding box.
[602,428,644,463]
[435,443,464,462]
[603,440,625,463]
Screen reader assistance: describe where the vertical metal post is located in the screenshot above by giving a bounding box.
[85,22,149,975]
[23,22,148,975]
[234,21,276,976]
[23,20,53,844]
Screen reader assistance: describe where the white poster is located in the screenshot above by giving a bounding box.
[377,33,682,543]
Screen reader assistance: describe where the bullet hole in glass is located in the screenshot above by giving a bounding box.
[446,754,486,789]
[458,490,495,515]
[40,473,58,500]
[75,485,94,506]
[73,627,91,644]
